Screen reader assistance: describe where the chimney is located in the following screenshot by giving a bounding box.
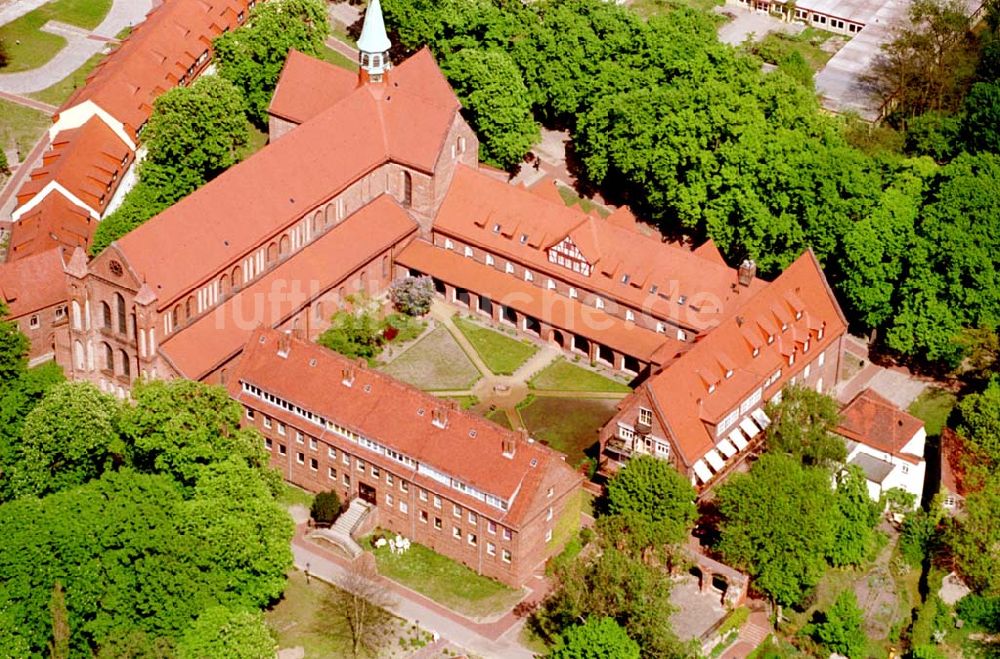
[738,259,757,287]
[432,406,448,429]
[502,433,518,458]
[341,365,355,386]
[277,331,291,358]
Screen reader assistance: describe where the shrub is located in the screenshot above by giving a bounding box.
[955,594,1000,632]
[310,490,342,526]
[390,276,434,316]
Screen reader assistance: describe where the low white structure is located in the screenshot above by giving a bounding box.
[835,388,926,507]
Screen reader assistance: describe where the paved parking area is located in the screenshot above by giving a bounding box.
[716,4,804,45]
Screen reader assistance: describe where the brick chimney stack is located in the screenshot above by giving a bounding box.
[277,331,292,358]
[738,259,757,287]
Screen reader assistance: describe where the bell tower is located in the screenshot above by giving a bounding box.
[357,0,391,84]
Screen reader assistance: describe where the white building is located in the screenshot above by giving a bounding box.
[835,388,926,508]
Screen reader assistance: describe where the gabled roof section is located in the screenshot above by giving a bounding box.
[158,195,417,379]
[8,195,97,261]
[433,166,764,330]
[114,48,459,308]
[644,250,848,467]
[268,49,358,124]
[0,247,68,318]
[16,117,131,216]
[837,388,924,463]
[62,0,249,136]
[230,326,577,522]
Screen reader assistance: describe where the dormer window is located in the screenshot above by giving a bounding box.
[752,347,760,357]
[725,369,733,379]
[444,238,454,250]
[781,322,788,332]
[621,274,630,284]
[650,285,658,294]
[788,353,795,366]
[486,254,495,266]
[803,340,810,353]
[547,279,556,290]
[524,270,533,282]
[638,407,653,426]
[519,233,528,244]
[569,287,578,299]
[505,262,514,274]
[464,246,473,258]
[595,297,605,310]
[818,326,825,340]
[656,322,666,333]
[767,334,775,344]
[626,309,635,322]
[678,295,687,305]
[492,223,501,233]
[795,310,802,320]
[708,383,716,394]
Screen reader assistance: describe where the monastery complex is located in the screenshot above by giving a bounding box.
[1,0,854,584]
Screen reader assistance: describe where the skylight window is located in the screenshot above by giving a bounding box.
[678,295,687,305]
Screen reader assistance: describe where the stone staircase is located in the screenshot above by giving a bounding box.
[310,498,371,559]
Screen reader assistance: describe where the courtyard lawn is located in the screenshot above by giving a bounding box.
[519,396,618,467]
[238,124,269,161]
[30,51,104,106]
[317,43,357,72]
[381,326,481,391]
[529,357,631,393]
[453,316,538,375]
[276,482,314,510]
[485,407,513,429]
[0,0,113,73]
[267,570,430,658]
[908,387,957,438]
[0,99,51,159]
[367,536,524,619]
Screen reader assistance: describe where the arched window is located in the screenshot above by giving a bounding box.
[231,265,242,289]
[119,350,130,378]
[172,305,181,327]
[103,342,114,372]
[71,300,82,330]
[339,286,346,301]
[314,211,323,234]
[325,203,335,226]
[74,340,85,369]
[185,296,195,319]
[402,171,413,208]
[266,242,277,264]
[219,273,230,296]
[279,234,291,256]
[101,301,112,328]
[382,255,390,278]
[139,329,146,357]
[115,293,126,334]
[359,270,368,292]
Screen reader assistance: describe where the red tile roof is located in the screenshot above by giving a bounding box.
[7,195,96,260]
[837,388,924,464]
[396,239,683,364]
[433,166,765,331]
[16,117,130,216]
[0,247,67,318]
[63,0,250,136]
[641,250,848,467]
[268,49,358,124]
[158,195,417,379]
[230,326,580,524]
[113,48,460,311]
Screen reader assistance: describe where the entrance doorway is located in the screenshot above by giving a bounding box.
[359,482,377,505]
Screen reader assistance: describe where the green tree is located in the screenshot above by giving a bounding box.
[0,300,28,385]
[954,377,1000,466]
[12,381,121,498]
[317,307,385,361]
[0,361,64,501]
[829,466,881,567]
[214,0,329,125]
[549,617,641,659]
[142,75,250,186]
[601,455,696,564]
[905,111,961,161]
[119,379,269,488]
[716,454,837,606]
[310,490,342,526]
[764,385,845,467]
[812,590,867,658]
[948,473,1000,595]
[176,606,275,659]
[442,48,539,170]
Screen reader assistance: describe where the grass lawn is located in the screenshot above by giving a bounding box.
[555,184,610,218]
[755,27,837,72]
[381,325,481,391]
[529,357,631,393]
[238,123,269,161]
[519,396,618,467]
[366,535,524,618]
[267,570,430,658]
[29,51,104,106]
[485,407,513,429]
[453,316,538,375]
[445,395,479,410]
[908,387,957,438]
[0,99,51,158]
[0,0,113,73]
[276,482,314,509]
[317,43,357,72]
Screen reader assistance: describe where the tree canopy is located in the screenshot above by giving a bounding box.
[954,376,1000,467]
[947,473,1000,596]
[176,606,275,659]
[811,590,868,658]
[549,617,641,659]
[764,385,846,467]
